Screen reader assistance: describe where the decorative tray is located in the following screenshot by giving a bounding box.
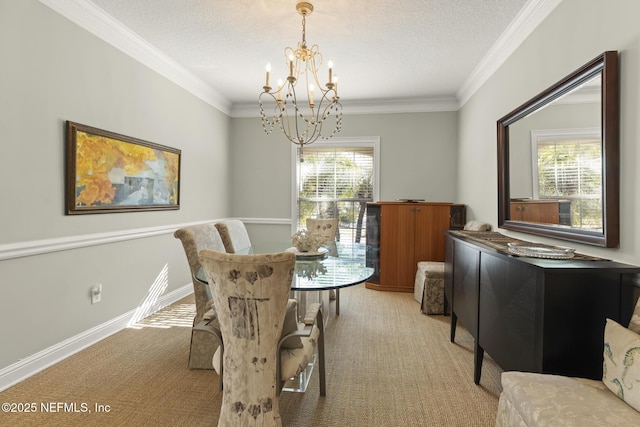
[507,242,575,259]
[286,246,329,259]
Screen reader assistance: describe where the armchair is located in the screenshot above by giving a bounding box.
[173,223,226,370]
[306,218,340,308]
[197,250,325,426]
[496,298,640,426]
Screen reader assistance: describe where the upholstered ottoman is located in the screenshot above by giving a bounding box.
[414,261,445,314]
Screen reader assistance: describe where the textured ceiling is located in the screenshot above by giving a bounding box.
[88,0,530,110]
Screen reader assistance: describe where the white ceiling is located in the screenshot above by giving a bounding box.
[47,0,561,115]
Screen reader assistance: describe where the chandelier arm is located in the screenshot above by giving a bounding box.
[290,92,311,145]
[318,98,342,140]
[280,101,296,144]
[307,44,323,86]
[317,92,335,116]
[289,84,306,145]
[308,122,322,144]
[259,92,283,136]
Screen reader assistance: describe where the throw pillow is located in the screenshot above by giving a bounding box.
[280,299,303,349]
[628,298,640,335]
[463,220,491,231]
[603,318,640,411]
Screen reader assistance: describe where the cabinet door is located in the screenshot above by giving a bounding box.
[510,203,524,220]
[452,241,480,339]
[534,202,560,224]
[414,205,450,262]
[478,252,541,372]
[511,202,560,224]
[365,204,381,283]
[379,204,415,288]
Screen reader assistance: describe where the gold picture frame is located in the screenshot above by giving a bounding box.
[65,121,181,214]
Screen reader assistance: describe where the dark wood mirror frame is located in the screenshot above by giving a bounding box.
[497,51,619,247]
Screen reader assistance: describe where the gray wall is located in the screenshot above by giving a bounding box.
[458,0,640,262]
[230,112,459,241]
[0,0,230,370]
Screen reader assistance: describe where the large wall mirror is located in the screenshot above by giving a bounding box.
[497,51,619,247]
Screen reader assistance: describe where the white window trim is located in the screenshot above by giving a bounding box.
[530,127,600,199]
[290,136,381,235]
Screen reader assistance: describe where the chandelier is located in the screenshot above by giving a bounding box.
[259,2,342,152]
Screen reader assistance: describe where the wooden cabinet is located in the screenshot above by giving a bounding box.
[365,202,465,292]
[445,232,640,384]
[510,199,571,225]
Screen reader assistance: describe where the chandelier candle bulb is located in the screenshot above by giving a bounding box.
[277,79,283,102]
[265,63,271,87]
[289,54,294,77]
[328,60,333,84]
[309,84,314,107]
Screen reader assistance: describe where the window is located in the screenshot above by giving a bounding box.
[532,129,602,230]
[291,137,380,243]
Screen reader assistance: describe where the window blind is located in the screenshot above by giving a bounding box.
[297,146,374,243]
[536,138,602,229]
[537,139,601,197]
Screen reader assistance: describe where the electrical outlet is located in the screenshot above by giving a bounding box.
[91,283,102,304]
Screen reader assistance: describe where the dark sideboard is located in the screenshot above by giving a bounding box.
[445,231,640,384]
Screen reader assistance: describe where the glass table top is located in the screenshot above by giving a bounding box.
[195,242,373,291]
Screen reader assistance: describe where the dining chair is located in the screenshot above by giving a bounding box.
[306,218,341,311]
[306,218,339,242]
[197,249,325,426]
[215,219,252,253]
[173,223,225,374]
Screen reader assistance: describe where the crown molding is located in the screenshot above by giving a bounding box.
[231,96,460,118]
[341,97,460,115]
[38,0,233,115]
[40,0,560,116]
[456,0,563,107]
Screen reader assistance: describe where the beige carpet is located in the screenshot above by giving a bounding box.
[0,284,502,426]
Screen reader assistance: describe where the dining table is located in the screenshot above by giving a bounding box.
[194,241,374,321]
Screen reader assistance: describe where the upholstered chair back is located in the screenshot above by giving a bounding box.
[215,219,252,253]
[199,250,295,426]
[306,218,338,243]
[174,223,226,316]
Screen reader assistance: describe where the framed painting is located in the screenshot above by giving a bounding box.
[66,121,181,214]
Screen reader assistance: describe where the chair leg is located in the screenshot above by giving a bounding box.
[335,288,340,315]
[317,309,326,396]
[217,345,224,391]
[450,313,457,342]
[277,352,284,395]
[188,328,221,370]
[192,321,224,390]
[276,306,326,396]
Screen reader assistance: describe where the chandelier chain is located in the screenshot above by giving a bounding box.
[301,14,307,48]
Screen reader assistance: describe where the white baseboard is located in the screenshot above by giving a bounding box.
[0,283,192,392]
